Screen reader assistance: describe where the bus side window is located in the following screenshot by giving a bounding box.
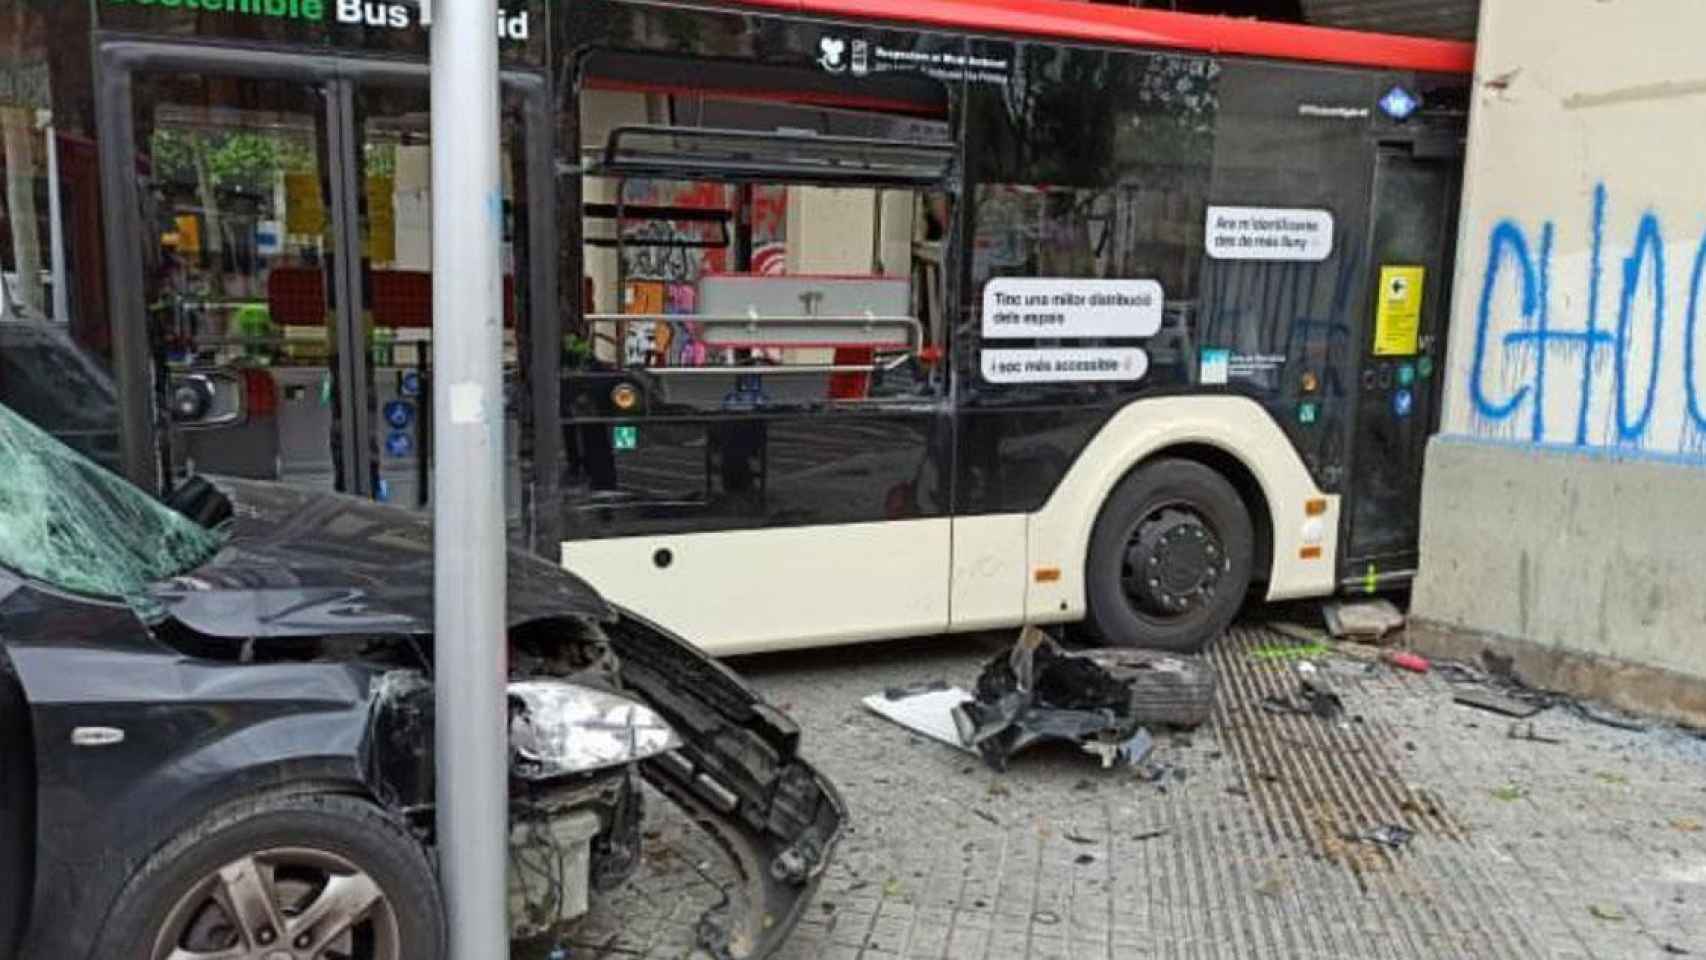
[576,84,954,410]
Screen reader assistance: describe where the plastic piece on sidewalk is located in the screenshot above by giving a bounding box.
[1386,651,1431,673]
[1346,823,1414,849]
[1454,689,1545,718]
[862,682,977,754]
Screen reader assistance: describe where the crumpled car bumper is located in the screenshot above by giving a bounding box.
[605,609,847,959]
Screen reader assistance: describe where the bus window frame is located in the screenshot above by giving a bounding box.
[93,39,564,552]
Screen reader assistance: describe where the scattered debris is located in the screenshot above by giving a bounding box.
[1508,722,1563,745]
[951,627,1215,770]
[1132,828,1170,842]
[1587,904,1626,922]
[1385,651,1431,674]
[1490,784,1527,802]
[861,681,976,753]
[1322,599,1406,642]
[1594,771,1629,786]
[972,808,1001,827]
[1252,638,1331,661]
[1073,853,1096,866]
[1672,818,1703,833]
[1345,824,1415,850]
[1064,831,1099,845]
[1032,909,1061,925]
[1441,651,1652,733]
[1262,678,1344,720]
[1454,689,1545,718]
[1569,702,1648,732]
[881,878,904,898]
[1662,942,1691,955]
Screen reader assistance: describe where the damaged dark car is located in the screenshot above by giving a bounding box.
[0,403,844,960]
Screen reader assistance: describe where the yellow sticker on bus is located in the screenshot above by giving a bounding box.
[1374,265,1425,357]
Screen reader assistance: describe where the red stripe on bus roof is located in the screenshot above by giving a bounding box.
[725,0,1474,74]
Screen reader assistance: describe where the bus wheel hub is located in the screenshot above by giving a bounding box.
[1125,509,1223,616]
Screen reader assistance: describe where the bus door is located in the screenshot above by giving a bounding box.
[1340,143,1462,587]
[96,43,557,547]
[560,50,962,653]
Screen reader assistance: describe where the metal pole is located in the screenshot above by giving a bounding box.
[40,114,70,325]
[430,0,509,954]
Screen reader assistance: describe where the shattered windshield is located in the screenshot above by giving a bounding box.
[0,402,227,602]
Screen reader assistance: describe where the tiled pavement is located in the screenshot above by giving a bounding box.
[552,621,1706,959]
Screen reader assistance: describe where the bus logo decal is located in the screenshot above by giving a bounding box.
[818,37,848,74]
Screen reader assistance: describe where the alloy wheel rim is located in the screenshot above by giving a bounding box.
[152,846,399,960]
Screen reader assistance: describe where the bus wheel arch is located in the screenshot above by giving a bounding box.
[1148,442,1274,588]
[1080,443,1272,653]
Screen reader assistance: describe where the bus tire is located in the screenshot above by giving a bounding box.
[1083,458,1253,653]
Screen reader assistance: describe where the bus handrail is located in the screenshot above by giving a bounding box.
[585,312,923,354]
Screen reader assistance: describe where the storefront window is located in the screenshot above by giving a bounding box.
[1,13,119,472]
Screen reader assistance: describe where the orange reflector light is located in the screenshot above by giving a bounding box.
[1034,566,1061,583]
[1300,545,1323,560]
[1305,498,1328,516]
[610,382,639,411]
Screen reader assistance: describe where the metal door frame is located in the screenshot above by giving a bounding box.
[95,39,559,543]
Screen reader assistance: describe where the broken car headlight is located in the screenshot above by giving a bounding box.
[508,681,683,779]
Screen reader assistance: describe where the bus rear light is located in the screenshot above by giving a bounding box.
[1033,566,1061,583]
[1305,498,1328,516]
[1300,546,1323,560]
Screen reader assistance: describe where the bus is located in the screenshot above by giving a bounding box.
[0,0,1473,655]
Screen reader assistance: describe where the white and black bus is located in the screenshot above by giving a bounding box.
[0,0,1472,653]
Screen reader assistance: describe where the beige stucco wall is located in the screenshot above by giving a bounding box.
[1415,0,1706,686]
[1438,0,1706,447]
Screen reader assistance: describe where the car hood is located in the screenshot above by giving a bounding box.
[148,477,611,637]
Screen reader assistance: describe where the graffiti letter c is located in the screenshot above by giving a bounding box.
[1471,221,1536,421]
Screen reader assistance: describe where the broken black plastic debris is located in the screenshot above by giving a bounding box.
[951,627,1212,770]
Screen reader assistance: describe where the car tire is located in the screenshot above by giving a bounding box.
[1084,458,1254,653]
[94,790,445,960]
[1073,648,1219,728]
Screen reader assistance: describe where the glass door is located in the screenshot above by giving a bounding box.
[351,83,541,535]
[129,72,355,495]
[98,43,562,548]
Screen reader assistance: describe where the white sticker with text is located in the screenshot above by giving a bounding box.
[1205,206,1334,262]
[981,278,1163,339]
[981,348,1149,384]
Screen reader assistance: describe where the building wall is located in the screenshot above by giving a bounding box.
[1414,0,1706,690]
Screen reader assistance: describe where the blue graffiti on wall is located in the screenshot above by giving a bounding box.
[1468,183,1706,455]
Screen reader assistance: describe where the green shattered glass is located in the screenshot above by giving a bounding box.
[0,403,226,605]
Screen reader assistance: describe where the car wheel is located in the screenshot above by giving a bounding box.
[1084,458,1254,653]
[95,791,445,960]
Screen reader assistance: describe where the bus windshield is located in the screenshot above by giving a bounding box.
[0,401,227,602]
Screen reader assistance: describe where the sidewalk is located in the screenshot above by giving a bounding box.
[563,622,1706,959]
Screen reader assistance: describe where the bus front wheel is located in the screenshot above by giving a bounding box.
[1084,459,1253,653]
